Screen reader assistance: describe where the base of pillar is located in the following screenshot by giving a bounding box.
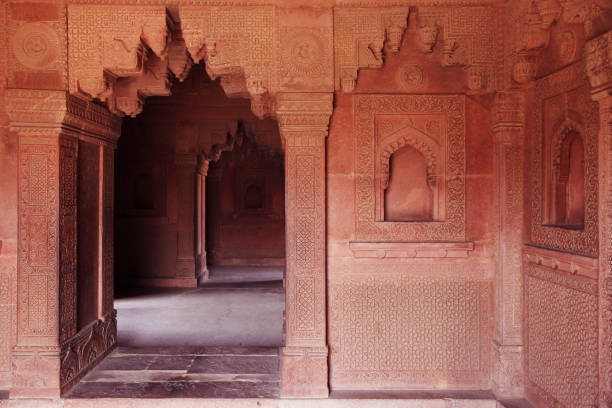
[10,346,61,399]
[281,346,328,398]
[122,277,198,288]
[492,342,523,399]
[196,252,209,282]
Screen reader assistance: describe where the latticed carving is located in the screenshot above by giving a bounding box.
[330,273,490,389]
[524,262,598,407]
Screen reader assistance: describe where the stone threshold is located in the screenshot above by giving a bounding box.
[0,398,503,407]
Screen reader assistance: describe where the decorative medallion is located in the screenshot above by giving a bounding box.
[12,22,59,70]
[283,28,326,77]
[397,64,425,88]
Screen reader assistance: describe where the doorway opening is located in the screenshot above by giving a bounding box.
[67,63,285,399]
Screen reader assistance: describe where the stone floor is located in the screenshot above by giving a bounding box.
[115,268,285,347]
[65,346,280,399]
[64,267,285,399]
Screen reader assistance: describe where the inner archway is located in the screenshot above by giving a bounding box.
[68,63,285,398]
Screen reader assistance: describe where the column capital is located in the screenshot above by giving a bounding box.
[276,92,333,142]
[584,30,612,100]
[492,91,526,134]
[196,155,210,176]
[6,89,121,143]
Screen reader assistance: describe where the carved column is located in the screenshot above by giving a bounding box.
[584,30,612,408]
[277,93,332,398]
[6,90,71,398]
[196,156,209,282]
[491,91,526,398]
[175,154,198,287]
[7,90,121,397]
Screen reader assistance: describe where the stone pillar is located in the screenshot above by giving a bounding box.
[584,30,612,407]
[276,93,332,398]
[6,90,72,398]
[175,154,198,287]
[491,91,526,398]
[196,156,209,282]
[7,90,121,397]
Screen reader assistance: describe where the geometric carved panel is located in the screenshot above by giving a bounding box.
[354,94,465,241]
[525,263,598,408]
[529,63,599,257]
[19,141,59,339]
[330,273,490,389]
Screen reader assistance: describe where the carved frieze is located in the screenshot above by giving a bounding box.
[354,94,466,241]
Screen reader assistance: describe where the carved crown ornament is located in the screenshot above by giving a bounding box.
[511,0,612,86]
[64,4,335,131]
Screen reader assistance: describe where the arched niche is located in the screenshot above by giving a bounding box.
[376,124,445,222]
[384,145,434,221]
[548,127,585,228]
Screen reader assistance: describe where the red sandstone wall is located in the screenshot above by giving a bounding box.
[0,20,17,384]
[326,22,496,389]
[206,139,285,267]
[522,22,601,406]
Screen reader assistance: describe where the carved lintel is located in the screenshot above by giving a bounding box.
[6,90,121,142]
[584,30,612,99]
[349,241,474,259]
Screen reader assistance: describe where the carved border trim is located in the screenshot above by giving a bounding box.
[349,241,474,258]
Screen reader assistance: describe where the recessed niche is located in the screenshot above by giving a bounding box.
[244,183,264,210]
[546,126,585,229]
[384,145,433,221]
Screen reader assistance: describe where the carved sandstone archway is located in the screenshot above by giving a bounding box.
[9,4,332,399]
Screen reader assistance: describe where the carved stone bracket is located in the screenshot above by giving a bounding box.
[333,8,409,92]
[512,1,561,85]
[67,5,168,105]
